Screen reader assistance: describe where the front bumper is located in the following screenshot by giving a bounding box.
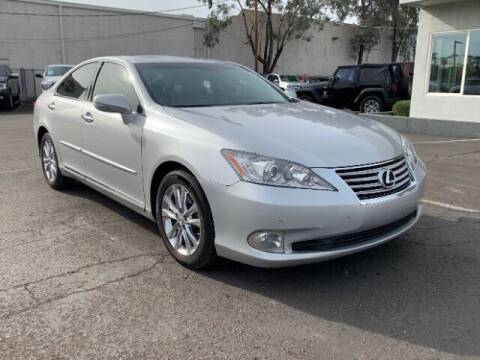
[201,160,426,268]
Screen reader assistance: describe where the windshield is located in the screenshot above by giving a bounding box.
[0,66,9,77]
[135,62,289,108]
[45,65,73,77]
[280,75,299,82]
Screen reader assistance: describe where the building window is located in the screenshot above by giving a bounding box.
[428,30,480,96]
[429,32,467,93]
[464,30,480,95]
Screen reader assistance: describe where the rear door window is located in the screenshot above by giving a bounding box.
[358,67,388,85]
[56,63,98,100]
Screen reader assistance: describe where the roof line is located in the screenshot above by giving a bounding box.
[9,0,206,21]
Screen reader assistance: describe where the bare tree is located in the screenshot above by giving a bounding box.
[200,0,328,74]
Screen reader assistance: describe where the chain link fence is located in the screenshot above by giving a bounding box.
[13,68,43,103]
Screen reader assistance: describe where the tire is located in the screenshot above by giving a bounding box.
[7,94,14,110]
[298,94,315,103]
[40,133,74,190]
[360,95,384,113]
[155,170,217,269]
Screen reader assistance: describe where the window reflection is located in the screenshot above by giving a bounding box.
[465,30,480,95]
[429,33,467,93]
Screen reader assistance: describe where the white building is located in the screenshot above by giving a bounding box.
[401,0,480,123]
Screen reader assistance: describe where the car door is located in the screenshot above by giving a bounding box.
[329,67,357,107]
[49,62,99,176]
[81,61,145,208]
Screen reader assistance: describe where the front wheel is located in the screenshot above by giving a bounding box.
[360,95,384,113]
[156,170,217,269]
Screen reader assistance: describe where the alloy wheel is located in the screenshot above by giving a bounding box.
[42,138,58,182]
[364,99,381,113]
[161,184,202,256]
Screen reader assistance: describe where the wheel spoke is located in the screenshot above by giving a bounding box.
[50,164,57,178]
[183,228,193,252]
[174,186,183,212]
[174,228,183,249]
[184,203,198,218]
[162,208,178,220]
[185,217,200,227]
[166,222,180,238]
[184,226,199,246]
[163,195,179,215]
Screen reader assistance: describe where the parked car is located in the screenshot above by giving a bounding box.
[40,64,74,91]
[298,74,330,84]
[33,56,426,269]
[266,74,304,97]
[296,63,413,113]
[0,64,20,110]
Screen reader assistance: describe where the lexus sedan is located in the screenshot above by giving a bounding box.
[33,56,426,269]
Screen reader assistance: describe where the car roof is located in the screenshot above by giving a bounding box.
[89,55,228,65]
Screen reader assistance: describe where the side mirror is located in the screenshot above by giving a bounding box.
[9,73,18,79]
[94,94,132,114]
[36,73,44,79]
[41,80,55,91]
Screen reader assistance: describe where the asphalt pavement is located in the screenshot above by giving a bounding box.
[0,109,479,359]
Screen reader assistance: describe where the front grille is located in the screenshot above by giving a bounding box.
[336,156,413,200]
[291,211,417,252]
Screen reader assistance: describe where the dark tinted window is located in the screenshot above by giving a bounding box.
[359,67,388,84]
[92,62,140,110]
[335,68,356,83]
[0,65,10,77]
[136,62,288,108]
[57,63,98,99]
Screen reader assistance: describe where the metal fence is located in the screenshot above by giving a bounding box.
[13,68,43,103]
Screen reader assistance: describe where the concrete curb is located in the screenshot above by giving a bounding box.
[362,114,480,139]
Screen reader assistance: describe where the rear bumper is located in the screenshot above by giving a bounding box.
[201,160,427,268]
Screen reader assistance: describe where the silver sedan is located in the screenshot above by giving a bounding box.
[33,56,426,269]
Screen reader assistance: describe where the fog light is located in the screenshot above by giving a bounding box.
[247,231,284,253]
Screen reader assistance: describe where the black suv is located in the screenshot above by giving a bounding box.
[0,64,20,110]
[296,63,413,113]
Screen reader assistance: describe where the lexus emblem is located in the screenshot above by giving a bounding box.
[379,169,396,188]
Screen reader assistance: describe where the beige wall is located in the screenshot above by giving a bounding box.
[209,13,394,77]
[409,0,480,122]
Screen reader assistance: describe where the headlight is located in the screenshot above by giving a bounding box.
[222,149,336,190]
[401,137,418,170]
[0,83,7,90]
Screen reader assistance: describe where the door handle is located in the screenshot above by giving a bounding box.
[48,102,55,110]
[82,112,94,123]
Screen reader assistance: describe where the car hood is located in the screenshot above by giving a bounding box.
[166,102,403,168]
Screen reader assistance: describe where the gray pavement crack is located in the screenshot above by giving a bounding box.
[1,254,167,320]
[0,252,164,294]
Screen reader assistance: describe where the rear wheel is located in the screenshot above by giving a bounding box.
[40,133,73,190]
[156,170,217,269]
[360,95,384,113]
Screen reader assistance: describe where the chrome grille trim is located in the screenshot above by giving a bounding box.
[336,156,413,200]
